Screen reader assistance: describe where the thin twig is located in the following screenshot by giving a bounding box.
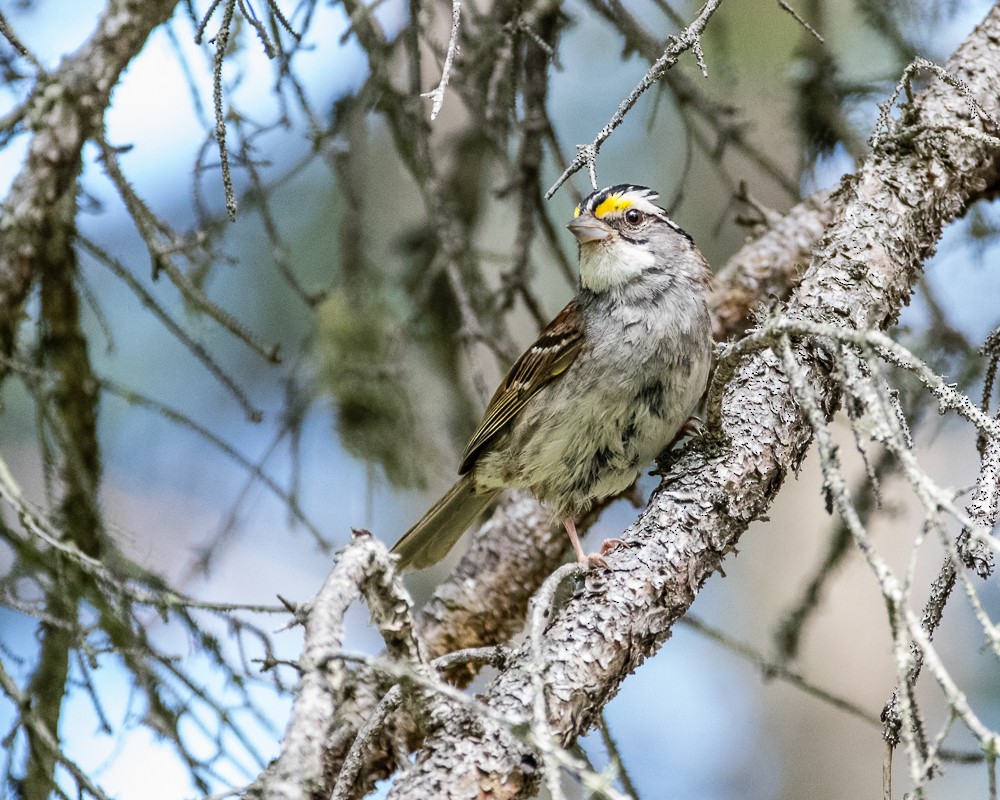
[77,236,264,423]
[95,132,282,366]
[870,57,1000,150]
[212,0,238,218]
[776,0,824,43]
[99,376,328,546]
[545,0,726,198]
[0,9,44,69]
[682,615,879,728]
[422,0,462,120]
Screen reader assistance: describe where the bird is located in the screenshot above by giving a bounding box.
[391,183,713,570]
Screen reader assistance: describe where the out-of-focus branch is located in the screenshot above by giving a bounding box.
[418,492,567,673]
[385,7,1000,796]
[22,177,102,800]
[0,0,180,373]
[0,6,182,797]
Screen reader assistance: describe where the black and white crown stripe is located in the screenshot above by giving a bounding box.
[576,184,693,244]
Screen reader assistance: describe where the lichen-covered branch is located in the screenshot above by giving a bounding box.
[257,532,424,800]
[384,6,1000,796]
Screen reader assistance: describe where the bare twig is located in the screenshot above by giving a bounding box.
[210,0,238,218]
[682,615,878,728]
[546,0,727,198]
[776,0,824,43]
[94,132,282,367]
[422,0,462,120]
[98,376,328,546]
[871,57,1000,150]
[0,9,43,69]
[77,236,264,423]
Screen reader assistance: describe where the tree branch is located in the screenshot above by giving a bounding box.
[315,96,855,800]
[387,6,1000,796]
[0,0,181,371]
[545,0,727,197]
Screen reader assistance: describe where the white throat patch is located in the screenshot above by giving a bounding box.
[578,238,655,292]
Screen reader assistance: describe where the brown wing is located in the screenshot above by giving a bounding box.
[459,299,585,474]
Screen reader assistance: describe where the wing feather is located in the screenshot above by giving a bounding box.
[458,300,585,474]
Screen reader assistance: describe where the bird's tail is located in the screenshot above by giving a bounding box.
[391,474,500,571]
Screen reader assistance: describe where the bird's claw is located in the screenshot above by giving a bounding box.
[584,552,609,570]
[599,538,625,556]
[576,538,626,570]
[652,415,706,475]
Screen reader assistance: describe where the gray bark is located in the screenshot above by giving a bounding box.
[384,6,1000,798]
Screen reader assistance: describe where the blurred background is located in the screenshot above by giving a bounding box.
[1,0,999,797]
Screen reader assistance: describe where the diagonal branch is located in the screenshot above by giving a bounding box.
[317,153,855,800]
[545,0,727,198]
[388,5,1000,796]
[421,0,462,120]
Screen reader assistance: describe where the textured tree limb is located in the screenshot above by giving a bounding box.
[316,142,855,800]
[0,0,180,369]
[710,187,839,338]
[415,184,844,677]
[385,6,1000,797]
[256,531,426,800]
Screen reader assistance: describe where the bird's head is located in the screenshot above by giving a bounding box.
[567,184,697,293]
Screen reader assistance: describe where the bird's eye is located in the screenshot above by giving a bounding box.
[624,208,644,226]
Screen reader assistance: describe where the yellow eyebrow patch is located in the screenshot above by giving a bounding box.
[593,193,633,218]
[573,205,581,219]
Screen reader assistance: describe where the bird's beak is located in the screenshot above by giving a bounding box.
[567,214,613,244]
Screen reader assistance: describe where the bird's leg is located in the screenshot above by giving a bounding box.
[564,517,612,569]
[564,516,587,565]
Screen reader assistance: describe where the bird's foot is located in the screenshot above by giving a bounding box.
[577,538,627,569]
[599,537,625,556]
[675,415,705,440]
[564,517,615,570]
[583,552,609,570]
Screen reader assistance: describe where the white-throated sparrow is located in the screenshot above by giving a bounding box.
[392,184,713,570]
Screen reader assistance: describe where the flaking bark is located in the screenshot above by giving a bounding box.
[317,140,867,800]
[385,7,1000,798]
